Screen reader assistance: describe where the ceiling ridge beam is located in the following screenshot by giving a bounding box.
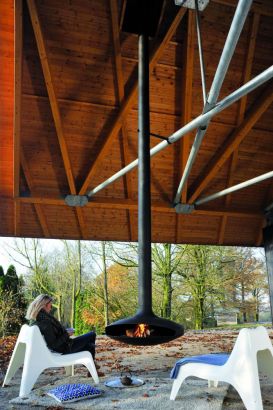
[188,83,273,204]
[79,6,187,195]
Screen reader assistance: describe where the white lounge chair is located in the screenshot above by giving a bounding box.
[170,326,273,410]
[2,324,99,397]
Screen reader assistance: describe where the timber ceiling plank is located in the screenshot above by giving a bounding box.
[79,6,187,195]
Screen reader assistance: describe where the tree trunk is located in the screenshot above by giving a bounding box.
[194,296,204,330]
[71,240,82,327]
[102,241,109,326]
[56,294,62,321]
[71,268,76,327]
[255,291,259,322]
[162,273,172,319]
[241,283,247,322]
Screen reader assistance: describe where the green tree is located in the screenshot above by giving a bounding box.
[152,244,186,319]
[177,245,227,329]
[0,265,27,335]
[5,264,19,293]
[0,289,24,336]
[0,265,5,290]
[226,248,268,322]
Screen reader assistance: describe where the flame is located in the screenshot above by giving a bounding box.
[126,323,150,338]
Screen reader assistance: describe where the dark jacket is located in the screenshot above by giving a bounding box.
[30,309,72,353]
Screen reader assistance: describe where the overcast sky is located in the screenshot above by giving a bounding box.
[0,237,64,274]
[0,236,266,276]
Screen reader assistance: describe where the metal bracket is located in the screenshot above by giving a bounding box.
[65,195,89,207]
[175,203,195,214]
[174,0,209,11]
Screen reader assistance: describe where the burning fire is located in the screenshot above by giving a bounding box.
[126,323,150,338]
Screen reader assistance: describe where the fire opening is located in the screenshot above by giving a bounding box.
[126,323,151,338]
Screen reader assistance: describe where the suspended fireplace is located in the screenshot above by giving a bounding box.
[105,1,184,346]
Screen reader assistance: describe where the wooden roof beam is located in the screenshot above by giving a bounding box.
[17,196,263,219]
[188,83,273,204]
[27,0,76,195]
[175,10,195,243]
[79,6,187,195]
[27,0,87,238]
[14,0,23,236]
[14,0,49,238]
[109,0,135,241]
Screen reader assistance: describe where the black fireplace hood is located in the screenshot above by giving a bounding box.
[105,311,184,346]
[105,1,184,346]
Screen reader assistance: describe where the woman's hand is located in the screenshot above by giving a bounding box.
[66,328,75,336]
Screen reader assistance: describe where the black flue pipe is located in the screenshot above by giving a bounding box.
[105,13,184,345]
[137,32,152,316]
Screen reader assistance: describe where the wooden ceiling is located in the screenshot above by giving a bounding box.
[1,0,273,245]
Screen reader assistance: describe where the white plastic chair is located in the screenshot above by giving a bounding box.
[2,324,99,397]
[170,326,273,410]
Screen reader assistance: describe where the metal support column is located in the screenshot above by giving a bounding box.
[138,31,152,314]
[263,212,273,326]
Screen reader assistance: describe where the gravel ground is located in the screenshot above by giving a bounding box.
[1,329,273,409]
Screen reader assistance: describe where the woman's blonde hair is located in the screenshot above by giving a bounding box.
[25,294,53,320]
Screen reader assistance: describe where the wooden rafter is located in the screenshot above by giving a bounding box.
[175,10,195,243]
[14,0,23,235]
[26,0,86,238]
[109,0,135,241]
[20,151,50,237]
[14,0,49,237]
[17,195,263,219]
[218,12,260,244]
[79,6,187,195]
[188,84,273,204]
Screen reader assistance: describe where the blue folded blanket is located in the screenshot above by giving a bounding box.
[170,353,230,379]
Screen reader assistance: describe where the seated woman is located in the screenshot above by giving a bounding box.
[25,294,96,361]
